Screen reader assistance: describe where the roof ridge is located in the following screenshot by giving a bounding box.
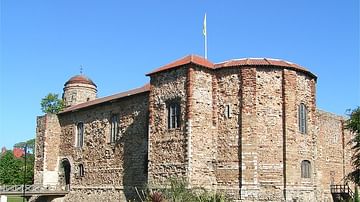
[146,54,214,76]
[60,83,150,114]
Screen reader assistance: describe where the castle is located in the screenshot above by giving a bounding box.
[34,55,353,201]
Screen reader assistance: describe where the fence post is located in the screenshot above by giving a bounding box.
[0,195,7,202]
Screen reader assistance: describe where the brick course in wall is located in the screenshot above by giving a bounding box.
[34,55,354,202]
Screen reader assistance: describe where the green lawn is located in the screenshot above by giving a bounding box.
[7,196,26,202]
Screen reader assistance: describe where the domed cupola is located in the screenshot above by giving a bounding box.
[62,74,97,107]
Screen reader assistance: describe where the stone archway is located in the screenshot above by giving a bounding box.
[60,158,71,190]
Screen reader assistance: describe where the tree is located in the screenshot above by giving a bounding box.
[0,151,23,184]
[14,138,35,154]
[0,138,35,185]
[40,93,64,114]
[346,106,360,184]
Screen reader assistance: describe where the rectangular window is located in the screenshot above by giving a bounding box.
[110,114,119,143]
[168,103,180,129]
[76,122,84,147]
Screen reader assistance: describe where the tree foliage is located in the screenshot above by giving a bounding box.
[14,138,35,154]
[0,151,33,185]
[0,139,35,185]
[346,106,360,184]
[0,151,23,184]
[40,93,64,114]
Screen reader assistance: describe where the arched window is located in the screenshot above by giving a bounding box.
[301,160,311,178]
[76,122,84,147]
[78,164,84,177]
[110,114,119,143]
[298,103,307,134]
[168,102,180,129]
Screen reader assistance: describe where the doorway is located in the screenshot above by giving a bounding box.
[61,159,71,190]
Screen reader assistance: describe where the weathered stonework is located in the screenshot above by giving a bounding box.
[62,75,97,107]
[34,114,61,185]
[148,67,188,186]
[34,55,354,202]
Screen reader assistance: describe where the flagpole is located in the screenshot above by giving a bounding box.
[205,29,207,59]
[203,13,207,59]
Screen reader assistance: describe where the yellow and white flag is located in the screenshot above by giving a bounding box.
[203,13,207,36]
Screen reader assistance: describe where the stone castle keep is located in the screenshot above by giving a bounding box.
[34,55,353,201]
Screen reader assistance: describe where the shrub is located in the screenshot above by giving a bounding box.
[137,178,231,202]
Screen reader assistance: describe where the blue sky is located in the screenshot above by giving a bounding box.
[0,1,359,149]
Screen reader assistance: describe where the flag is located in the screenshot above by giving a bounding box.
[203,13,207,37]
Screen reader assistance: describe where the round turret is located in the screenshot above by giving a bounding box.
[63,75,97,107]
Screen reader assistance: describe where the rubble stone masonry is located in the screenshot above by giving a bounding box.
[148,67,188,186]
[34,55,353,202]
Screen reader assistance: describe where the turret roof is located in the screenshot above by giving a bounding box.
[64,75,97,87]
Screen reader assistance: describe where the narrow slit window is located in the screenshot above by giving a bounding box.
[79,164,84,177]
[225,104,231,118]
[110,114,119,143]
[298,103,307,134]
[76,122,84,147]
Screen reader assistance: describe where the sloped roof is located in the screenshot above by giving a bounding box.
[147,55,316,79]
[59,55,316,114]
[215,58,317,79]
[146,55,214,76]
[59,83,150,114]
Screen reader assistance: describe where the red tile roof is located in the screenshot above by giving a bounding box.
[13,148,25,158]
[59,83,150,114]
[146,55,214,76]
[147,55,316,79]
[215,58,316,79]
[65,75,97,87]
[58,55,316,114]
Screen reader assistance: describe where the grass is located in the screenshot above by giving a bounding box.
[6,196,26,202]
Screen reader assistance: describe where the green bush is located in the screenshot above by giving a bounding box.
[137,178,231,202]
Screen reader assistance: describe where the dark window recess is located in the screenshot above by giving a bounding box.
[298,103,307,134]
[76,122,84,147]
[110,114,119,143]
[301,160,311,178]
[225,104,231,118]
[79,164,84,177]
[168,102,180,129]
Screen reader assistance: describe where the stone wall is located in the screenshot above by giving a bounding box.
[283,70,318,201]
[34,115,46,184]
[34,114,62,185]
[63,83,97,107]
[255,67,284,201]
[189,67,217,188]
[33,58,355,202]
[239,67,259,200]
[63,187,125,202]
[215,68,241,197]
[316,110,354,201]
[57,92,149,201]
[148,67,188,186]
[213,66,320,201]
